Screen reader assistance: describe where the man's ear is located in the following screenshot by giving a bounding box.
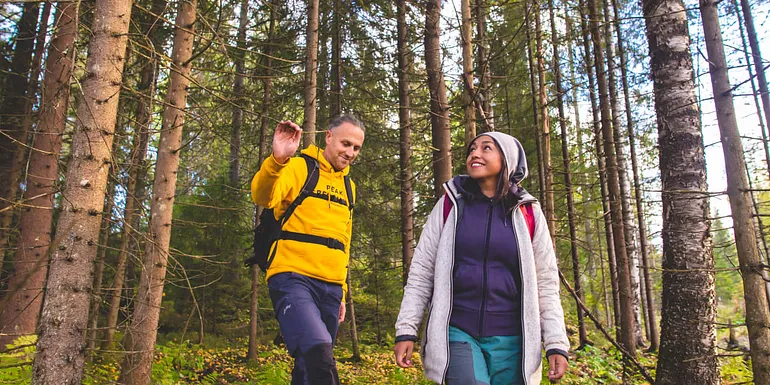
[325,129,333,144]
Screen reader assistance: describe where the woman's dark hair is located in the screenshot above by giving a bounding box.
[466,136,518,211]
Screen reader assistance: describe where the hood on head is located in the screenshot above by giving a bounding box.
[472,132,528,186]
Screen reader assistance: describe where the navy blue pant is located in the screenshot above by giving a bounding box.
[268,272,343,385]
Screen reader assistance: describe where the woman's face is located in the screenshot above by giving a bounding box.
[466,135,503,182]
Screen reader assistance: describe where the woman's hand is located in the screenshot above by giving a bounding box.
[394,341,415,368]
[272,120,302,164]
[547,353,568,382]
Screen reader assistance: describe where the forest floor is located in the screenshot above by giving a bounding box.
[1,333,753,384]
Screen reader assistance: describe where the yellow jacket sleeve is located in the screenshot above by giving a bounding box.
[251,154,304,212]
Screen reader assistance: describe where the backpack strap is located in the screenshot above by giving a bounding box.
[344,174,354,211]
[275,154,348,252]
[520,202,535,241]
[442,193,452,224]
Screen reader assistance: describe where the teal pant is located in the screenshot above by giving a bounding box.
[446,326,524,385]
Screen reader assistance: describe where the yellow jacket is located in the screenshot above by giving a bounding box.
[251,145,355,298]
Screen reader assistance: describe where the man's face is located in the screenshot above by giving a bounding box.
[323,122,365,171]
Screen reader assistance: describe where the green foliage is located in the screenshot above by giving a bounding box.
[0,335,36,384]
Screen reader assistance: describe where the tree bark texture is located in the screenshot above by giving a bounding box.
[229,0,248,186]
[331,0,342,118]
[30,0,132,381]
[302,0,320,148]
[699,0,770,380]
[118,0,196,382]
[0,2,41,262]
[249,0,280,361]
[524,9,545,205]
[461,0,476,145]
[548,0,588,348]
[475,0,494,132]
[601,0,645,346]
[587,0,636,355]
[425,0,451,198]
[0,1,76,347]
[642,0,720,381]
[102,0,163,350]
[396,0,414,287]
[534,2,556,242]
[580,0,620,335]
[612,0,658,351]
[87,178,116,354]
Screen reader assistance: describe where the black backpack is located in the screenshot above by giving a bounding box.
[245,154,354,271]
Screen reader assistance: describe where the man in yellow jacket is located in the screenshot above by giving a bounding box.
[251,115,364,385]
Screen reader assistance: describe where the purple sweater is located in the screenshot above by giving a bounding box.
[449,177,522,337]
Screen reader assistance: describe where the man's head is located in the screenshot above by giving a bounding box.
[323,114,365,171]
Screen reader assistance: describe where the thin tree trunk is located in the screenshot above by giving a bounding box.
[642,0,719,381]
[346,265,361,361]
[534,0,555,241]
[580,0,620,334]
[248,0,280,361]
[30,0,132,381]
[425,0,451,198]
[601,0,644,347]
[0,2,41,262]
[118,0,196,382]
[302,0,320,148]
[611,0,658,351]
[524,9,545,204]
[461,0,476,145]
[87,177,117,354]
[396,0,414,286]
[102,0,163,350]
[229,0,248,186]
[587,0,636,355]
[738,0,770,160]
[733,0,770,303]
[330,0,342,118]
[0,2,75,347]
[549,0,588,348]
[475,0,493,132]
[699,0,770,379]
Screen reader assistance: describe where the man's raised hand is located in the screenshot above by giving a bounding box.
[272,120,302,164]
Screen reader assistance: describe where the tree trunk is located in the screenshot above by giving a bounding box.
[733,0,770,303]
[248,0,280,361]
[302,0,320,148]
[611,0,658,351]
[587,0,636,355]
[118,0,196,382]
[739,0,770,166]
[549,0,588,348]
[229,0,248,186]
[699,0,770,380]
[0,2,75,347]
[475,0,493,132]
[102,0,163,350]
[580,0,620,334]
[524,9,545,205]
[461,0,476,145]
[30,0,132,381]
[396,0,414,286]
[346,265,361,361]
[601,0,645,347]
[643,0,719,381]
[534,1,555,241]
[330,0,342,118]
[87,177,117,354]
[425,0,451,198]
[0,2,41,262]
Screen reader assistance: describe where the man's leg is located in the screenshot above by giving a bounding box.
[268,272,341,385]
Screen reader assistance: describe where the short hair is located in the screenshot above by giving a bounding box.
[329,114,365,132]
